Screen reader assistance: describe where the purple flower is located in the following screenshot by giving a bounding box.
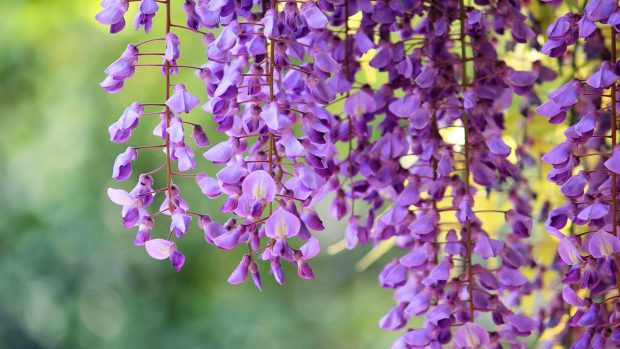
[300,236,320,259]
[167,116,184,144]
[145,238,175,260]
[196,173,222,198]
[548,79,583,108]
[203,140,233,164]
[380,261,408,289]
[104,44,138,80]
[586,61,619,88]
[100,76,125,93]
[109,102,143,143]
[344,90,376,116]
[164,33,180,62]
[560,171,587,198]
[212,225,242,250]
[506,314,537,336]
[249,260,262,292]
[112,147,137,181]
[135,0,159,32]
[296,258,314,280]
[562,286,587,307]
[260,102,293,130]
[166,84,201,114]
[172,143,196,171]
[191,125,209,147]
[379,305,406,331]
[228,255,251,284]
[265,208,300,240]
[169,250,185,272]
[474,236,504,259]
[300,2,327,30]
[454,323,490,348]
[404,289,432,317]
[96,0,129,31]
[604,147,620,174]
[241,170,277,202]
[542,142,573,167]
[401,329,433,347]
[305,73,335,104]
[584,0,617,21]
[558,238,584,265]
[415,65,437,88]
[170,208,191,238]
[589,230,620,258]
[313,48,340,74]
[108,188,141,207]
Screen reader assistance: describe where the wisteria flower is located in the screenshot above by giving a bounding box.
[166,84,201,114]
[242,170,277,202]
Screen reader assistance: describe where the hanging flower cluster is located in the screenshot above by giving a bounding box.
[97,0,359,288]
[538,0,620,347]
[97,0,562,347]
[337,0,551,347]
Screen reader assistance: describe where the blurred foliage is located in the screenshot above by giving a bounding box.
[0,0,585,348]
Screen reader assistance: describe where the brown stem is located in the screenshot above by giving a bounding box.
[611,26,620,295]
[134,37,165,47]
[134,144,166,150]
[164,0,175,241]
[170,23,208,35]
[459,0,475,322]
[145,163,167,175]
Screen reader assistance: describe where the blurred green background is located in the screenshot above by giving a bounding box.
[0,1,577,348]
[0,1,400,348]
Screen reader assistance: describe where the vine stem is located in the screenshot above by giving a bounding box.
[611,26,620,295]
[266,0,277,216]
[343,0,355,216]
[459,0,475,321]
[164,0,174,241]
[429,0,439,266]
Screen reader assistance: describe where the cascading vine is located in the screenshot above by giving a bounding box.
[538,0,620,346]
[96,0,569,347]
[352,0,547,347]
[100,0,209,272]
[98,0,353,287]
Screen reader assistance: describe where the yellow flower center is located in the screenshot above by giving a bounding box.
[276,220,288,239]
[253,184,265,200]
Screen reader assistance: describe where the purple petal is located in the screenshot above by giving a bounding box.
[586,61,619,88]
[344,90,376,116]
[196,173,222,198]
[107,188,137,206]
[112,147,137,181]
[454,322,490,348]
[265,208,301,239]
[589,230,620,258]
[562,286,587,307]
[300,236,320,259]
[604,147,620,174]
[379,305,405,331]
[203,140,234,163]
[301,2,328,29]
[145,239,175,260]
[166,84,201,113]
[558,238,584,265]
[213,226,242,250]
[169,250,185,272]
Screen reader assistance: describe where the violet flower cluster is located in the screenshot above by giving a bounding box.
[338,1,550,347]
[538,0,620,347]
[97,0,355,288]
[97,0,567,347]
